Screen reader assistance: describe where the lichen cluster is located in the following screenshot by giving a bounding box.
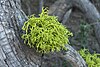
[22,8,72,54]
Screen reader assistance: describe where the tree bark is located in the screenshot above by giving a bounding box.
[49,0,72,23]
[39,0,44,14]
[0,0,39,67]
[0,0,87,67]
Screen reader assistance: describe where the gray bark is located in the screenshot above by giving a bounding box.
[64,45,87,67]
[49,0,72,23]
[0,0,88,67]
[0,0,38,67]
[62,9,72,25]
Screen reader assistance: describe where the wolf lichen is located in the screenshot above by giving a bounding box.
[22,8,72,54]
[79,49,100,67]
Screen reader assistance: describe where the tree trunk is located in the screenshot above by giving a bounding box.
[0,0,87,67]
[0,0,39,67]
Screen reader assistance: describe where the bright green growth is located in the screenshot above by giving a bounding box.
[22,8,72,54]
[79,49,100,67]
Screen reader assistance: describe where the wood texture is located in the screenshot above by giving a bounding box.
[0,0,38,67]
[2,0,100,66]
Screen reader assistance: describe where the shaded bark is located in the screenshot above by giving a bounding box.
[49,0,72,23]
[62,9,72,25]
[71,0,100,47]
